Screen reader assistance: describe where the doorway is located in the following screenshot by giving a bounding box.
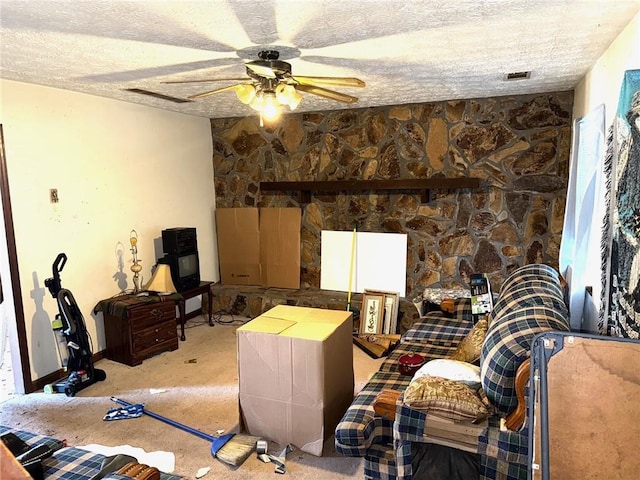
[0,124,29,400]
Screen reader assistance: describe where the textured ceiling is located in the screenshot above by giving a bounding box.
[1,0,639,119]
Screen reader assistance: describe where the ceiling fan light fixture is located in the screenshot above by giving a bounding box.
[289,90,303,110]
[261,92,281,120]
[276,83,303,110]
[275,83,290,102]
[249,92,263,111]
[162,50,364,124]
[235,84,256,104]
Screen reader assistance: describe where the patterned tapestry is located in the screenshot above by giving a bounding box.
[601,69,640,338]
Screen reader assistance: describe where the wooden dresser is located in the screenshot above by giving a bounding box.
[102,296,178,366]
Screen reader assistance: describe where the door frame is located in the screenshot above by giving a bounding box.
[0,124,32,394]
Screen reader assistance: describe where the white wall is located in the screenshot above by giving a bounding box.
[570,12,639,328]
[0,80,217,382]
[573,12,640,125]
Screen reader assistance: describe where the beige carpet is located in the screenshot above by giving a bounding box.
[0,315,385,479]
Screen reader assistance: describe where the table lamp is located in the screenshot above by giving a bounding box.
[129,230,142,293]
[144,264,177,294]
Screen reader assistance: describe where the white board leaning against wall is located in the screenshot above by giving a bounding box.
[320,230,407,297]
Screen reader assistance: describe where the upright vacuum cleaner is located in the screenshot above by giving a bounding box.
[44,253,106,396]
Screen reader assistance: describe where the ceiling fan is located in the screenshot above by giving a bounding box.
[162,50,365,123]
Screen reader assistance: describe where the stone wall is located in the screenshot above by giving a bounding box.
[210,91,573,299]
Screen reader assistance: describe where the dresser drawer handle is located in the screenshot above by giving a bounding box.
[150,309,164,320]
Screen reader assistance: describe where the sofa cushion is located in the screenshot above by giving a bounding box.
[481,305,570,415]
[403,376,490,422]
[401,302,473,346]
[380,340,458,375]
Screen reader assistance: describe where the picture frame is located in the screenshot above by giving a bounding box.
[364,289,400,334]
[360,293,385,334]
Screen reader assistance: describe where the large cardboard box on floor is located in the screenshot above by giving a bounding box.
[215,207,301,288]
[237,305,354,456]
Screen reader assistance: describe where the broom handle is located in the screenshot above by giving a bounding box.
[110,396,215,443]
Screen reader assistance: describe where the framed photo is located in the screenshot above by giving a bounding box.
[360,293,385,334]
[364,289,400,334]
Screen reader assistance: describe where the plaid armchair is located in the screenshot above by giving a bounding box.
[335,264,570,480]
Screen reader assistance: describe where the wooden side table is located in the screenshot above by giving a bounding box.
[176,281,214,341]
[99,295,178,366]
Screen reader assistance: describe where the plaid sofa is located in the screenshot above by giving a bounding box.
[334,264,570,480]
[0,425,182,479]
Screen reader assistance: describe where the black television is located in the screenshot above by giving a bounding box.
[158,252,200,292]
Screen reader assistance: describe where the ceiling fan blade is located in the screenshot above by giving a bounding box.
[295,84,359,104]
[246,63,277,78]
[162,77,248,84]
[292,76,365,88]
[80,58,242,83]
[188,84,246,100]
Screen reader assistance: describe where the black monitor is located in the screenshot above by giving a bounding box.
[158,252,200,292]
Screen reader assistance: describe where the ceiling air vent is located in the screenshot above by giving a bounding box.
[504,71,531,81]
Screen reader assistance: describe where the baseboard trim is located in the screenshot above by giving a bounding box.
[29,350,105,393]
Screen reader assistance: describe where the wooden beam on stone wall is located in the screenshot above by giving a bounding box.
[260,178,481,203]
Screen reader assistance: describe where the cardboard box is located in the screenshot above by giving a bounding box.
[259,207,301,289]
[237,305,354,456]
[215,207,301,288]
[215,207,261,285]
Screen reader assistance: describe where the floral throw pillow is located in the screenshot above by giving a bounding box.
[403,376,490,423]
[448,317,488,364]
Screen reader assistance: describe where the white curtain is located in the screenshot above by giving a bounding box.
[559,104,606,331]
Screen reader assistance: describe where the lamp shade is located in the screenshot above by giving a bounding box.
[261,92,280,120]
[144,264,177,294]
[276,83,303,110]
[235,84,256,105]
